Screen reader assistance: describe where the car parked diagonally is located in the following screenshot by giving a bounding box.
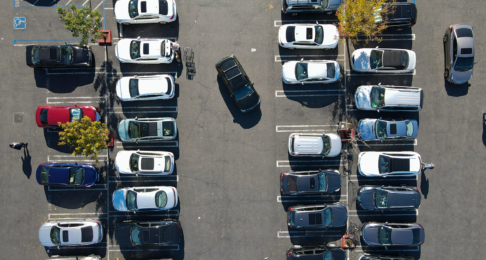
[288,133,342,157]
[118,117,177,142]
[39,220,103,248]
[279,23,339,49]
[282,59,340,84]
[357,118,418,141]
[26,45,92,68]
[115,219,181,247]
[287,204,347,229]
[280,169,341,195]
[361,222,425,247]
[36,162,100,187]
[112,186,178,212]
[443,24,475,84]
[116,37,174,64]
[357,185,421,211]
[374,2,417,29]
[358,152,422,178]
[287,246,346,260]
[351,48,416,73]
[116,75,175,101]
[115,150,174,175]
[115,0,177,25]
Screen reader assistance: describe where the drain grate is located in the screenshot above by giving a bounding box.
[14,112,24,124]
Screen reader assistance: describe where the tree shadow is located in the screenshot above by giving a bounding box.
[287,225,346,246]
[21,147,32,179]
[118,13,180,40]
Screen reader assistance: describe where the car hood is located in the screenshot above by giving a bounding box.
[112,189,129,212]
[82,107,98,122]
[406,50,416,70]
[83,167,98,186]
[357,188,375,210]
[330,205,347,227]
[388,192,421,208]
[115,223,135,247]
[116,39,132,61]
[322,25,340,46]
[327,133,342,157]
[116,78,132,100]
[326,171,341,192]
[114,0,131,21]
[72,47,91,65]
[352,49,372,71]
[355,86,372,109]
[451,68,473,84]
[362,226,381,246]
[282,61,298,83]
[118,119,130,141]
[39,224,55,247]
[359,153,380,176]
[116,151,133,174]
[358,119,376,140]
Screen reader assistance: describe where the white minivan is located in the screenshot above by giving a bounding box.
[355,84,423,112]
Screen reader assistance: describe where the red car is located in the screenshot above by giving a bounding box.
[36,105,101,128]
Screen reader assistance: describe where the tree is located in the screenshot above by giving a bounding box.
[57,5,103,47]
[336,0,396,44]
[58,116,109,163]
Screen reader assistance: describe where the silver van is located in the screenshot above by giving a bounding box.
[354,84,423,112]
[282,0,342,14]
[288,133,342,157]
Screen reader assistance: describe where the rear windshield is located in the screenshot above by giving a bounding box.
[370,87,385,108]
[287,175,297,193]
[162,122,174,136]
[68,167,84,185]
[40,109,48,125]
[321,135,331,156]
[374,189,388,208]
[126,191,138,211]
[370,50,383,69]
[164,156,172,172]
[315,26,324,44]
[129,0,138,18]
[296,62,308,80]
[130,153,139,172]
[50,226,61,245]
[155,191,168,208]
[379,226,392,245]
[159,0,169,15]
[326,63,335,78]
[406,121,414,136]
[128,121,140,139]
[70,108,83,122]
[456,28,473,38]
[129,79,139,97]
[375,120,387,139]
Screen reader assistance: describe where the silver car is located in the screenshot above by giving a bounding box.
[357,118,418,141]
[118,117,177,142]
[38,220,103,248]
[443,24,474,84]
[282,59,340,84]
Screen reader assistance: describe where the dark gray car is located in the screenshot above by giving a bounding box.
[443,24,474,84]
[361,222,425,247]
[357,186,421,211]
[287,246,346,260]
[280,170,341,195]
[115,220,181,247]
[287,204,347,229]
[356,254,414,260]
[282,0,342,14]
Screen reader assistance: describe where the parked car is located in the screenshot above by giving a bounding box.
[354,85,423,112]
[356,254,415,260]
[357,185,421,210]
[280,169,341,195]
[281,0,342,14]
[26,45,92,68]
[36,162,100,187]
[287,246,346,260]
[115,0,177,24]
[287,204,347,229]
[443,24,475,84]
[361,222,425,247]
[38,220,103,247]
[282,60,340,84]
[112,186,178,212]
[36,105,101,128]
[115,38,174,64]
[116,75,175,101]
[374,3,417,29]
[115,150,174,175]
[118,117,177,142]
[115,220,181,247]
[45,256,101,260]
[279,23,339,49]
[351,48,416,73]
[358,152,422,178]
[215,55,260,112]
[288,133,342,157]
[357,118,418,141]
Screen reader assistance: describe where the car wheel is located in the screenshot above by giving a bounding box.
[443,34,448,43]
[444,69,449,78]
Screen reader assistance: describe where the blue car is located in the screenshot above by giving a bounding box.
[36,163,100,187]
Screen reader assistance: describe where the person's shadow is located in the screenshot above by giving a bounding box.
[21,147,32,179]
[420,170,429,199]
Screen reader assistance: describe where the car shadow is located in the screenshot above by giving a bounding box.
[43,129,72,153]
[21,147,32,179]
[420,169,429,199]
[118,14,180,40]
[287,225,346,246]
[444,81,470,96]
[22,0,60,6]
[216,76,262,129]
[44,185,106,209]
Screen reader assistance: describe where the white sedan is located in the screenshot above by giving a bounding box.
[279,23,339,49]
[116,75,175,101]
[115,150,174,175]
[351,47,416,73]
[39,220,103,248]
[282,59,340,84]
[115,38,174,64]
[115,0,177,25]
[358,151,422,177]
[112,186,178,212]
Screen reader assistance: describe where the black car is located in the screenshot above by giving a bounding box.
[356,254,414,260]
[376,3,417,29]
[115,220,181,247]
[281,170,341,195]
[287,204,347,229]
[215,55,260,113]
[281,0,343,15]
[26,45,93,68]
[361,222,425,247]
[287,246,346,260]
[357,186,421,211]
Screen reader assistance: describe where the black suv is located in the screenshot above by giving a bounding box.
[115,220,181,247]
[287,246,346,260]
[376,3,417,29]
[215,55,260,113]
[26,45,93,68]
[282,0,342,14]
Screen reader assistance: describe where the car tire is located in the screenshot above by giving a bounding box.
[444,69,449,78]
[443,34,448,43]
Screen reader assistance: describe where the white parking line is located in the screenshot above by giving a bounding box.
[109,210,179,215]
[49,213,107,220]
[48,184,107,191]
[110,175,178,180]
[277,230,342,238]
[354,246,420,252]
[274,20,339,27]
[46,96,105,104]
[275,89,344,98]
[276,125,339,133]
[347,70,416,76]
[48,154,108,162]
[109,178,178,183]
[94,0,103,10]
[109,245,179,251]
[115,141,179,149]
[349,178,416,182]
[358,139,417,146]
[275,55,344,62]
[107,106,178,113]
[278,195,347,203]
[277,160,345,168]
[349,214,417,217]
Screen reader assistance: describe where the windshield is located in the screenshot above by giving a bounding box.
[128,121,140,139]
[126,191,138,211]
[454,57,474,71]
[378,226,392,245]
[234,85,254,100]
[374,189,388,208]
[375,120,388,139]
[295,62,308,81]
[60,46,73,65]
[68,167,84,185]
[40,167,49,183]
[317,172,327,192]
[323,251,333,260]
[370,50,383,69]
[129,0,138,18]
[129,153,139,172]
[405,121,414,136]
[379,155,390,174]
[129,79,139,97]
[322,208,332,227]
[321,135,331,156]
[130,40,141,59]
[32,46,40,65]
[40,109,48,124]
[50,226,61,245]
[155,191,168,208]
[130,224,142,246]
[321,0,329,7]
[315,26,324,44]
[370,87,385,108]
[69,108,83,122]
[165,156,172,172]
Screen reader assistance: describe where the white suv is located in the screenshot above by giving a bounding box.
[355,84,423,112]
[288,133,342,157]
[115,0,177,25]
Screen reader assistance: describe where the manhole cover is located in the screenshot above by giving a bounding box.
[14,112,24,124]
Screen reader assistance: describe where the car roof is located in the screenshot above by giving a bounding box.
[287,0,322,6]
[47,107,71,125]
[139,222,179,244]
[47,166,70,184]
[455,26,474,57]
[293,135,323,154]
[382,50,406,68]
[384,3,416,20]
[307,62,330,79]
[384,88,422,107]
[38,46,61,62]
[219,57,250,91]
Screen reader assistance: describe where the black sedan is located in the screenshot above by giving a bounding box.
[376,3,417,29]
[26,45,93,68]
[357,186,421,211]
[287,246,346,260]
[356,254,414,260]
[115,220,181,247]
[281,170,341,195]
[287,204,347,229]
[361,222,425,247]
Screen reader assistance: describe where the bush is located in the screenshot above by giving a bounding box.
[57,5,103,47]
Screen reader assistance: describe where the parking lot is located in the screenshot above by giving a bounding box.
[2,0,486,259]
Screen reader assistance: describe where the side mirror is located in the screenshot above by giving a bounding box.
[137,149,140,152]
[137,36,141,40]
[377,109,380,113]
[385,222,388,225]
[375,46,379,49]
[135,116,138,120]
[74,103,78,107]
[378,82,381,85]
[301,82,304,85]
[380,139,383,143]
[75,162,78,166]
[381,185,384,188]
[57,246,60,250]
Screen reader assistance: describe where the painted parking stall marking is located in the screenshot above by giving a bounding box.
[275,54,344,62]
[107,106,178,114]
[277,195,347,203]
[276,159,345,168]
[48,213,108,220]
[275,89,344,98]
[276,124,340,133]
[46,96,106,104]
[274,20,339,27]
[277,230,343,238]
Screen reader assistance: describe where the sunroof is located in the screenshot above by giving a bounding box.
[390,124,397,135]
[140,1,147,13]
[62,230,69,242]
[306,28,313,40]
[143,43,149,55]
[461,48,472,55]
[310,178,315,189]
[309,213,322,225]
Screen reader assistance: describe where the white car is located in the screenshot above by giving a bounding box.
[288,133,342,157]
[358,152,422,177]
[116,75,175,101]
[282,59,340,84]
[115,0,177,25]
[354,85,423,112]
[38,220,103,248]
[115,38,174,64]
[115,150,174,175]
[351,47,416,73]
[279,23,339,49]
[112,186,178,212]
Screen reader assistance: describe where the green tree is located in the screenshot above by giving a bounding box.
[58,116,109,163]
[336,0,396,44]
[57,5,103,47]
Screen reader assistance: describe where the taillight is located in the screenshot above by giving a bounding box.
[177,221,181,239]
[287,250,292,257]
[280,42,284,46]
[292,135,295,138]
[450,25,454,32]
[291,152,295,155]
[170,14,175,20]
[288,207,294,212]
[418,224,424,229]
[281,173,286,179]
[413,187,419,191]
[96,222,101,229]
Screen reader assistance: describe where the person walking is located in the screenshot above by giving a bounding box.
[9,142,27,150]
